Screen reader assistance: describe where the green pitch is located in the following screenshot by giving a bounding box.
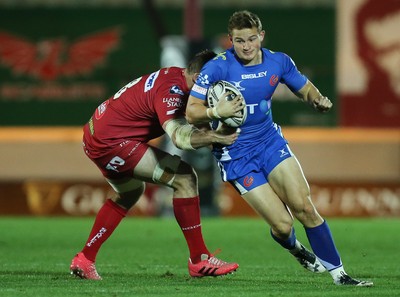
[0,217,399,297]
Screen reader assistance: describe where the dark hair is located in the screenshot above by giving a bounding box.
[228,10,263,35]
[186,49,216,74]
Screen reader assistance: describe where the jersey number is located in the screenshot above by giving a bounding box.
[106,156,125,172]
[113,77,142,99]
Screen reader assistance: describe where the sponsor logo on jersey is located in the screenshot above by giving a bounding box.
[169,85,185,95]
[192,84,207,95]
[144,70,160,92]
[197,73,210,85]
[243,175,254,187]
[166,108,179,115]
[162,97,183,108]
[88,117,94,135]
[259,99,271,115]
[247,103,259,114]
[241,71,268,80]
[119,140,131,147]
[95,99,109,120]
[231,80,245,91]
[279,148,289,158]
[214,52,227,60]
[106,156,125,172]
[128,142,141,156]
[269,74,279,86]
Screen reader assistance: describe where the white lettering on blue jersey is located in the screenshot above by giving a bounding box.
[241,71,268,79]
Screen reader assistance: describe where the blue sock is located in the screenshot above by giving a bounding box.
[270,228,296,250]
[305,220,342,270]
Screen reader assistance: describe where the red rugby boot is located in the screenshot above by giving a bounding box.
[70,252,102,280]
[188,250,239,277]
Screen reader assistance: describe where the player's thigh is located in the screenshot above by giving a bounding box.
[268,156,310,209]
[242,183,293,230]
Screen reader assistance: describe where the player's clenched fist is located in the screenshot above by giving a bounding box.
[312,96,333,113]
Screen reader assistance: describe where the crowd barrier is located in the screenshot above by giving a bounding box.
[0,127,399,217]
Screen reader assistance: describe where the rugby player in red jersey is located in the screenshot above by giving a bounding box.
[70,50,239,280]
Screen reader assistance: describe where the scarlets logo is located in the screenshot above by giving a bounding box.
[0,28,121,80]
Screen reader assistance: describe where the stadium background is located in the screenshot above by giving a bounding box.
[0,0,399,217]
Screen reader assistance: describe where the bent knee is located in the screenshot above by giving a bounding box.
[271,220,293,238]
[172,163,197,190]
[291,200,323,226]
[113,183,145,209]
[152,154,181,186]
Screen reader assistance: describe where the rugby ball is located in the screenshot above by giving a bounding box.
[206,80,247,128]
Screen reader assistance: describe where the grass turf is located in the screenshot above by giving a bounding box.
[0,217,399,297]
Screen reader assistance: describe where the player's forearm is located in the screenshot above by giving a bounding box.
[189,130,215,149]
[296,80,323,105]
[190,129,238,149]
[186,96,217,125]
[172,128,231,150]
[165,118,221,150]
[295,80,333,112]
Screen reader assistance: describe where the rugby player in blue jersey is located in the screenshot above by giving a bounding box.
[186,10,373,286]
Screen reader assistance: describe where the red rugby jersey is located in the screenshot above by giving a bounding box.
[83,67,189,152]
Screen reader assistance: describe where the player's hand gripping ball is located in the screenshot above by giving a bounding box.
[206,80,247,128]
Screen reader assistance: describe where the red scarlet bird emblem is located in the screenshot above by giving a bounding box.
[0,28,121,80]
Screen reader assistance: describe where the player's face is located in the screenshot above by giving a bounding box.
[230,27,264,66]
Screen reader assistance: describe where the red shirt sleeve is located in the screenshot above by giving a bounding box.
[151,69,189,127]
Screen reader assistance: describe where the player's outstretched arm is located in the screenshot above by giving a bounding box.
[163,118,238,150]
[295,80,333,113]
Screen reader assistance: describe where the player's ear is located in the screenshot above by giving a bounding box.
[192,73,199,83]
[259,30,265,42]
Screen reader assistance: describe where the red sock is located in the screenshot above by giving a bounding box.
[81,199,127,262]
[173,197,209,263]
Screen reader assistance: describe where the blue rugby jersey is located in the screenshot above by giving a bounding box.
[190,47,307,162]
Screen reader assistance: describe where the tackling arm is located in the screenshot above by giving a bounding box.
[295,80,333,112]
[163,118,238,150]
